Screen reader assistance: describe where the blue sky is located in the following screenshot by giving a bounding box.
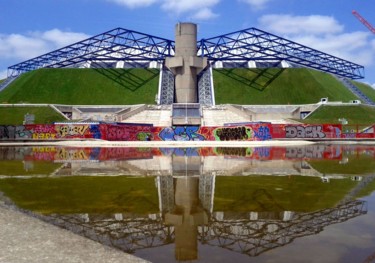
[1,0,374,87]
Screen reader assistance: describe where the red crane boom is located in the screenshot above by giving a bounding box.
[352,10,375,34]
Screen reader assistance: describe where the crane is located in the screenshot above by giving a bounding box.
[352,10,375,34]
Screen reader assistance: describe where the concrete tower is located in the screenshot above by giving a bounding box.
[166,23,207,103]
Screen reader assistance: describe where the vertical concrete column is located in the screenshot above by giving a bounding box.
[166,23,207,103]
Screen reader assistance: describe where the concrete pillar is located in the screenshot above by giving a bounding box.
[166,23,207,103]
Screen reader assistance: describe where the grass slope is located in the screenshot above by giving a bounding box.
[302,105,375,126]
[213,68,360,105]
[0,68,159,105]
[0,106,66,124]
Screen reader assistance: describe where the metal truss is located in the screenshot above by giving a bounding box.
[7,28,175,77]
[7,26,365,80]
[198,66,215,105]
[158,67,175,105]
[199,27,364,79]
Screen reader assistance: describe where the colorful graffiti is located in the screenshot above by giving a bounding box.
[100,124,152,141]
[213,126,252,141]
[158,126,206,141]
[285,124,342,139]
[0,124,152,141]
[0,123,373,141]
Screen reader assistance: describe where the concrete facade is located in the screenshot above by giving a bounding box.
[166,23,207,103]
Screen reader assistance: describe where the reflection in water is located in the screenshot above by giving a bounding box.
[1,144,375,178]
[0,145,375,262]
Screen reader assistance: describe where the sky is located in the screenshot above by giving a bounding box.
[0,0,374,87]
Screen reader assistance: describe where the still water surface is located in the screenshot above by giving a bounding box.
[1,144,375,263]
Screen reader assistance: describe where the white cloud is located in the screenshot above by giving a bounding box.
[106,0,158,8]
[38,29,90,47]
[192,7,219,20]
[105,0,220,20]
[257,14,375,67]
[0,70,7,79]
[291,32,374,66]
[161,0,219,14]
[240,0,272,10]
[0,34,47,59]
[259,14,344,35]
[0,29,89,61]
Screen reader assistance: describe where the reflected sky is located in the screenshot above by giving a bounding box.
[0,144,375,263]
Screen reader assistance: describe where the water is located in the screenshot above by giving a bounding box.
[1,144,375,263]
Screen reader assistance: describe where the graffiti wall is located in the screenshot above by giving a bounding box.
[0,123,373,141]
[153,123,273,141]
[0,123,153,141]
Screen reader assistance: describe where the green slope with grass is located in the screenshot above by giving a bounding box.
[213,68,361,105]
[0,68,159,105]
[0,106,66,124]
[302,105,375,126]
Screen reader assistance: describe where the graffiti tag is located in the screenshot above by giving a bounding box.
[285,125,326,138]
[214,126,252,141]
[56,125,89,138]
[159,126,205,141]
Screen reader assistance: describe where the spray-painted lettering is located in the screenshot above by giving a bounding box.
[285,125,326,138]
[254,126,272,140]
[214,126,252,141]
[56,125,89,138]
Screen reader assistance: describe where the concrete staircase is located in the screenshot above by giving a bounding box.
[336,76,375,105]
[202,105,251,126]
[0,75,19,92]
[121,105,172,126]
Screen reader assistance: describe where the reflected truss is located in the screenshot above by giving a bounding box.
[23,199,366,258]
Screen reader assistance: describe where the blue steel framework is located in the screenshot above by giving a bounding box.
[8,27,364,79]
[198,28,364,79]
[7,28,174,77]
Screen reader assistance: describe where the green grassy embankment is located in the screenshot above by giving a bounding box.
[1,67,374,125]
[0,106,66,124]
[301,105,375,126]
[213,68,359,105]
[0,68,159,105]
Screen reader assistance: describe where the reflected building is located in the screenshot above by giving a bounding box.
[0,145,374,261]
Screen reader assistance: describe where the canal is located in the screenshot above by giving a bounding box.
[0,144,375,263]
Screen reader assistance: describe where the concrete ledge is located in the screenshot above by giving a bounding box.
[0,204,149,263]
